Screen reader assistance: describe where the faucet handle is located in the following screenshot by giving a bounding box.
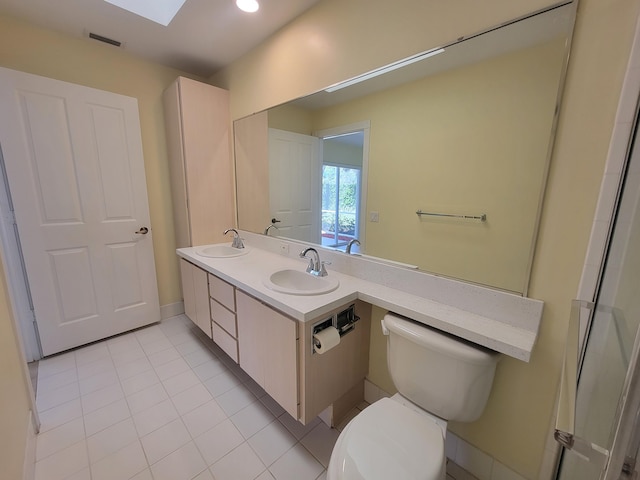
[319,261,331,277]
[304,258,314,273]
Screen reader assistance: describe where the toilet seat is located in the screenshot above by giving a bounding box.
[327,397,446,480]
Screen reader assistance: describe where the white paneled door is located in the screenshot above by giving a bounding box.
[0,67,160,356]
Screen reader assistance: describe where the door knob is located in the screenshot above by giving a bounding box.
[135,227,149,235]
[271,218,281,224]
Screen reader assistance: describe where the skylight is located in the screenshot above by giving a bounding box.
[104,0,187,26]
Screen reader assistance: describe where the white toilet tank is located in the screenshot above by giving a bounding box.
[382,313,500,423]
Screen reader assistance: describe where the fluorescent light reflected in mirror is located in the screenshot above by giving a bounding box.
[325,47,445,93]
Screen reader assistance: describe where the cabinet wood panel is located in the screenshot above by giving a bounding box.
[208,273,235,312]
[210,298,236,337]
[236,290,298,418]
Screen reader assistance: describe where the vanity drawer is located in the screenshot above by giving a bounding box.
[209,273,235,312]
[210,298,236,337]
[213,323,238,363]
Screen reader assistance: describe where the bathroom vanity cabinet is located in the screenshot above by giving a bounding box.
[180,259,211,338]
[180,262,372,425]
[163,77,234,248]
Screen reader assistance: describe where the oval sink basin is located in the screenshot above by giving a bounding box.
[195,244,249,258]
[264,269,339,296]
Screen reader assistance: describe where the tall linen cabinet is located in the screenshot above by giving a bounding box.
[163,77,234,248]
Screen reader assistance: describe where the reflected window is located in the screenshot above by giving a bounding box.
[321,165,360,248]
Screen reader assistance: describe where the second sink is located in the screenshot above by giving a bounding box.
[264,269,339,296]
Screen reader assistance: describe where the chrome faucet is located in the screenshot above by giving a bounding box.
[299,247,329,277]
[264,224,279,236]
[224,228,244,249]
[345,238,361,254]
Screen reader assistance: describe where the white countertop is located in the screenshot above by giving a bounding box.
[177,237,543,362]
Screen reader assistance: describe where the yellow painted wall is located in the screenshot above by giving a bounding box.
[0,14,201,309]
[0,255,33,480]
[214,0,640,477]
[268,103,313,134]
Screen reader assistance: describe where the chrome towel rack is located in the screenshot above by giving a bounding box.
[415,210,487,222]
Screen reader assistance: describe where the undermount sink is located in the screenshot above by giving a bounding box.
[264,269,339,296]
[195,244,249,258]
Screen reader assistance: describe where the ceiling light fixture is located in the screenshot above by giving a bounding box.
[324,47,445,93]
[236,0,260,13]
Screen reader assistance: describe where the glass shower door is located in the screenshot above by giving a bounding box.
[556,121,640,479]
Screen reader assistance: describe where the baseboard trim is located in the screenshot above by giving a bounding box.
[160,301,184,320]
[23,410,37,480]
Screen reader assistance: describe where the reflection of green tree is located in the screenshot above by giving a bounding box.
[322,166,358,236]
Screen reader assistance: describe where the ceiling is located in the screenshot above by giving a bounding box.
[0,0,322,77]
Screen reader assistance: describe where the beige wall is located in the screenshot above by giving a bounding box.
[0,255,33,480]
[214,0,640,477]
[0,14,200,309]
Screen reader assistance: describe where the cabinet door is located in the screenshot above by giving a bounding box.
[193,265,211,338]
[236,291,298,418]
[236,290,265,385]
[180,259,196,322]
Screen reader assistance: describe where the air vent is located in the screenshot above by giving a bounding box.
[88,32,122,47]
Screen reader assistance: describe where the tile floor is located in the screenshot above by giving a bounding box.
[34,314,473,480]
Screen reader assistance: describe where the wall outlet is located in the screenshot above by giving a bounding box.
[279,243,290,255]
[369,211,379,223]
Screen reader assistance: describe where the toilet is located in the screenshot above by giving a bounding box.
[327,313,500,480]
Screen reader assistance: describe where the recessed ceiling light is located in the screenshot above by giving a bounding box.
[236,0,260,13]
[104,0,187,26]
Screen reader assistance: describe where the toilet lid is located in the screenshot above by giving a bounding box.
[328,397,445,480]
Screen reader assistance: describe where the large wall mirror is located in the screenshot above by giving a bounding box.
[234,3,575,295]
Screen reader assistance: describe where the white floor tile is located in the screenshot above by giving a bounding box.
[247,420,297,466]
[269,444,324,480]
[77,358,115,381]
[34,440,88,480]
[231,399,275,439]
[75,343,111,365]
[79,368,119,396]
[216,384,257,416]
[150,441,208,480]
[192,358,227,382]
[203,369,242,397]
[183,348,217,368]
[37,381,80,413]
[64,467,92,480]
[116,357,153,380]
[38,352,77,379]
[38,398,83,433]
[84,398,131,437]
[194,419,245,466]
[135,325,167,345]
[81,383,124,414]
[141,418,191,465]
[175,339,207,357]
[181,399,228,438]
[316,472,327,480]
[278,413,321,440]
[90,439,148,480]
[126,382,168,414]
[36,417,85,461]
[121,369,161,396]
[111,347,147,367]
[154,357,191,381]
[87,418,139,464]
[163,369,201,397]
[256,471,276,480]
[300,423,339,468]
[192,469,215,480]
[37,368,78,394]
[210,443,266,480]
[147,346,182,367]
[132,398,179,437]
[142,337,175,356]
[171,382,212,416]
[130,468,154,480]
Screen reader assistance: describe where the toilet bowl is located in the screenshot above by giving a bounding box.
[327,313,500,480]
[328,395,446,480]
